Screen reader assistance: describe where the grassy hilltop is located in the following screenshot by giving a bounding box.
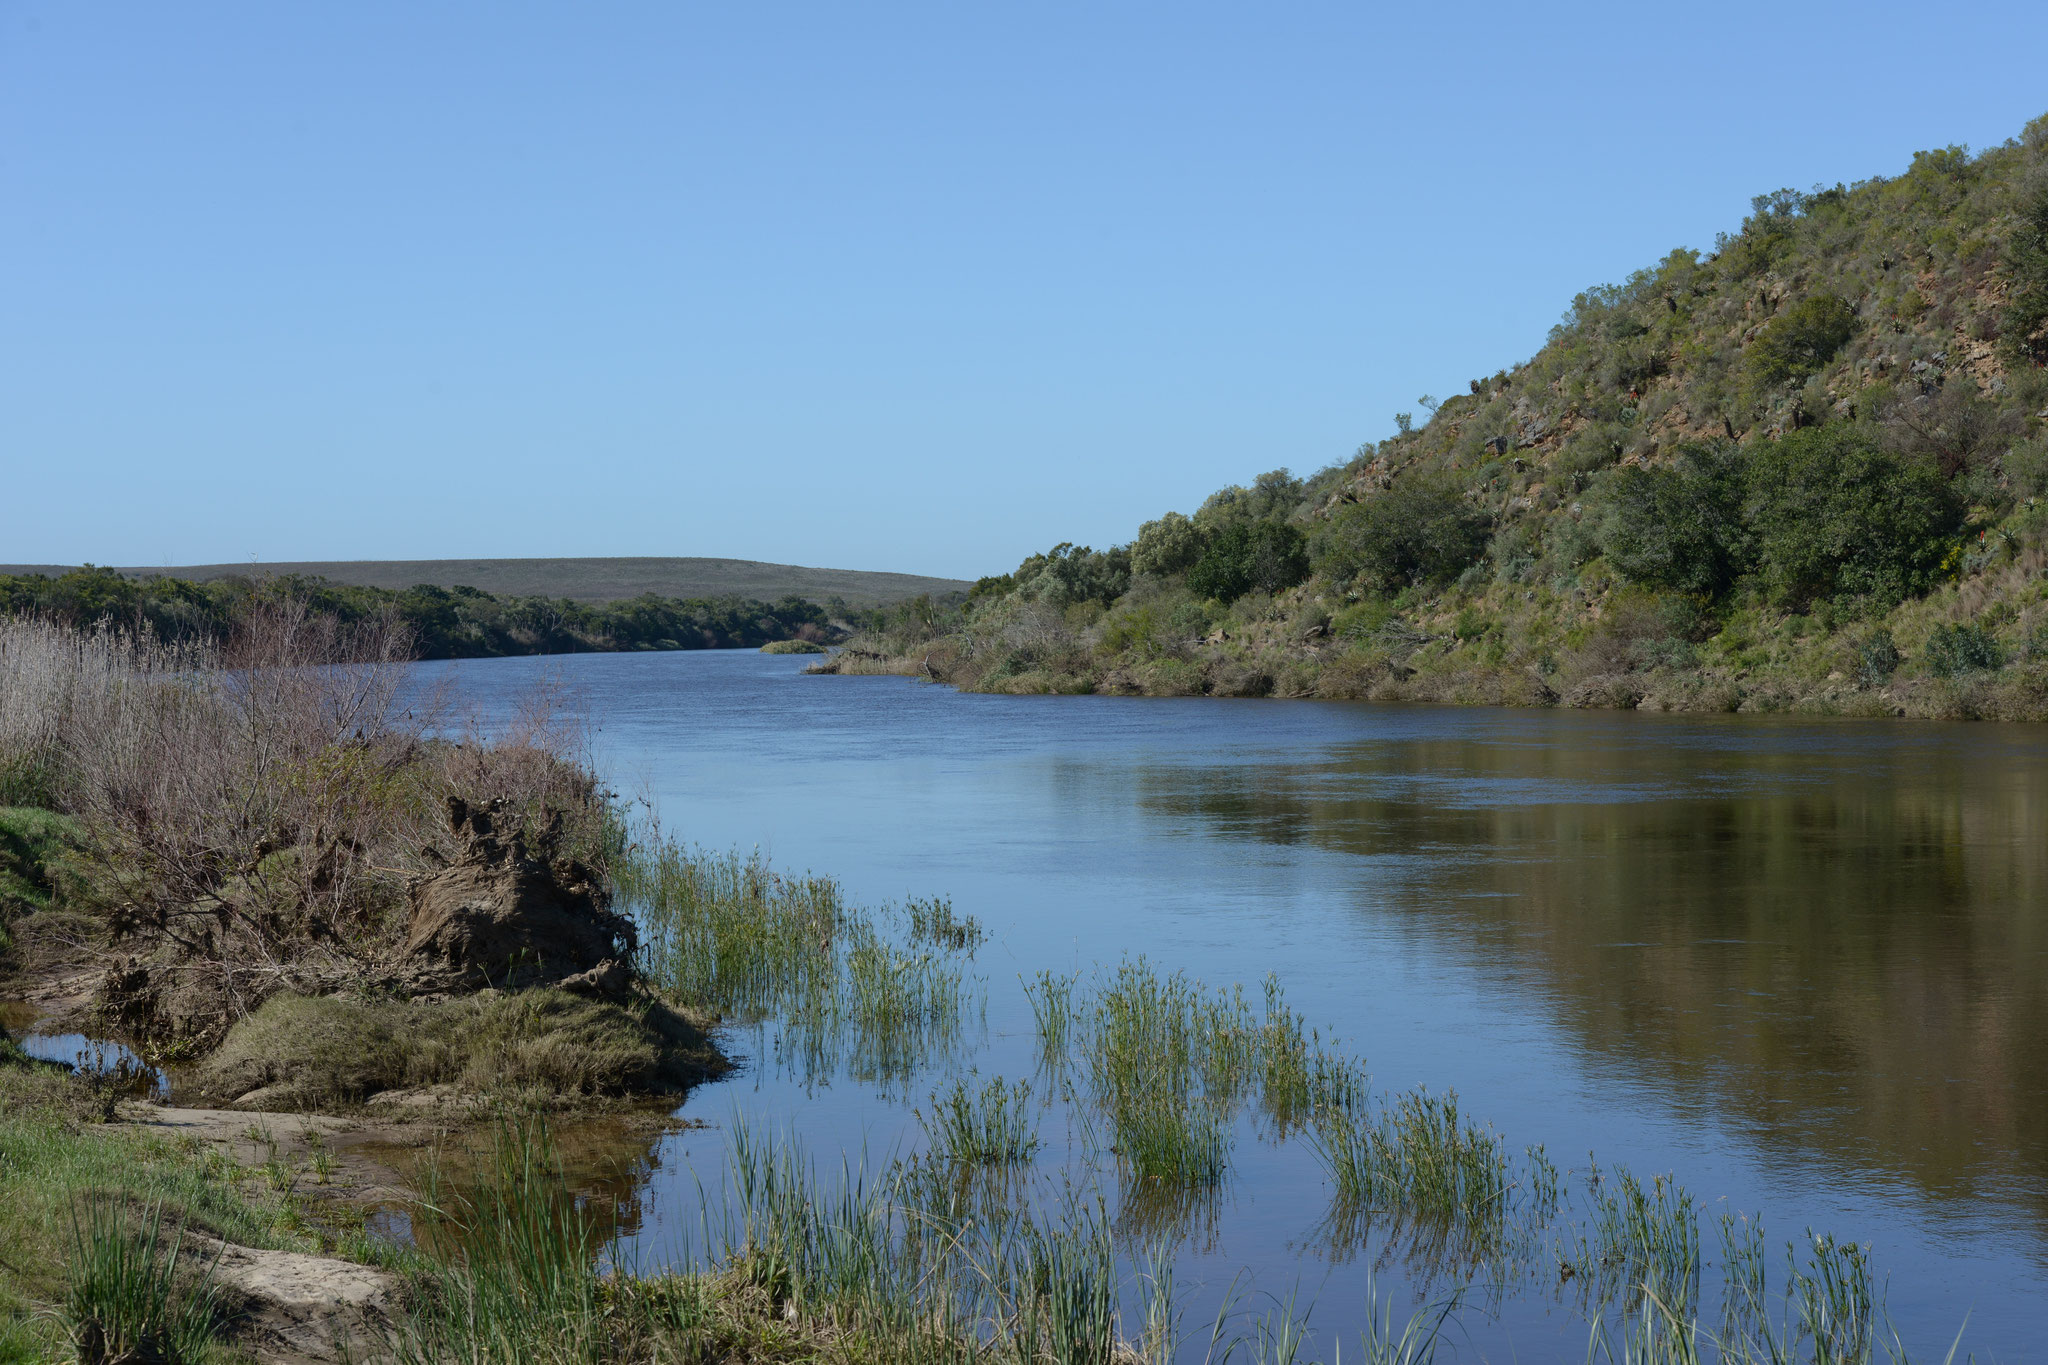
[837,114,2048,721]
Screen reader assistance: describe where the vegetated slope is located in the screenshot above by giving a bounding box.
[834,114,2048,721]
[0,556,971,609]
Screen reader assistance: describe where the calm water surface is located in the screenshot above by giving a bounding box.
[420,649,2048,1358]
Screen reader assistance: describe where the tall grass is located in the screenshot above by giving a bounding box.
[1064,959,1364,1192]
[63,1196,223,1365]
[1023,969,1079,1065]
[1570,1169,1701,1324]
[398,1119,610,1364]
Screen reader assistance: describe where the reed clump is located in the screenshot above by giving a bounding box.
[918,1075,1040,1165]
[1311,1089,1510,1229]
[1044,958,1363,1191]
[624,837,980,1088]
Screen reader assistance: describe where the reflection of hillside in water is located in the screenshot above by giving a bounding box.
[1133,725,2048,1219]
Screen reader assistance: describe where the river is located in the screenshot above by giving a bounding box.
[420,647,2048,1358]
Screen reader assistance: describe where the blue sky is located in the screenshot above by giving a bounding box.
[4,2,2046,581]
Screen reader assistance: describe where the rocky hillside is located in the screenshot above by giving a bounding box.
[837,113,2048,721]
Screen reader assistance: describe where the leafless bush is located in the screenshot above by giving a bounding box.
[0,608,432,1009]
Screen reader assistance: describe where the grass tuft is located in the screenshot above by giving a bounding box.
[63,1196,223,1365]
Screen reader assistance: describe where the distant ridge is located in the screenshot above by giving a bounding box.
[0,557,971,608]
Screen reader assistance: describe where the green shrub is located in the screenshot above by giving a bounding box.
[1328,600,1393,641]
[1312,480,1492,591]
[1009,544,1132,609]
[1748,293,1856,385]
[2007,436,2048,498]
[1856,629,1902,686]
[1744,427,1962,606]
[1923,622,2005,677]
[1595,445,1749,596]
[1186,520,1309,603]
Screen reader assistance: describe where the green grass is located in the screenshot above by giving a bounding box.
[0,807,85,947]
[1023,969,1078,1065]
[1311,1090,1510,1228]
[1571,1168,1702,1322]
[906,895,986,954]
[1106,1088,1232,1189]
[0,1057,306,1360]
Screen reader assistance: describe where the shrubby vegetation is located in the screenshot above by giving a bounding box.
[828,112,2048,721]
[0,565,840,659]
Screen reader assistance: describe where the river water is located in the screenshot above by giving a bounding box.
[420,648,2048,1358]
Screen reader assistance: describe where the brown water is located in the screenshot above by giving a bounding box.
[422,649,2048,1357]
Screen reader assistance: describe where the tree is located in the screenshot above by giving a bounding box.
[1743,427,1961,606]
[1131,512,1207,577]
[1010,543,1132,608]
[1311,479,1491,591]
[1186,520,1309,602]
[1595,444,1749,596]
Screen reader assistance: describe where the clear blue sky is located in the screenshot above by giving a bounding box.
[5,3,2046,582]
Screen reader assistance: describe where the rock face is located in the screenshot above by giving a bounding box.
[395,797,636,997]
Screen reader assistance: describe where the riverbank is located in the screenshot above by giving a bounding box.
[811,533,2048,721]
[0,611,748,1358]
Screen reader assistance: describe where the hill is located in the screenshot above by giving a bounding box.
[829,114,2048,721]
[0,557,969,609]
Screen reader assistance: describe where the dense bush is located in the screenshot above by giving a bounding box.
[1923,622,2005,677]
[1008,543,1133,608]
[1743,427,1962,606]
[1594,445,1749,596]
[1186,520,1309,603]
[1195,470,1306,530]
[1311,480,1492,591]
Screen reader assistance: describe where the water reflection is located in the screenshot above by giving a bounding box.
[1134,720,2048,1223]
